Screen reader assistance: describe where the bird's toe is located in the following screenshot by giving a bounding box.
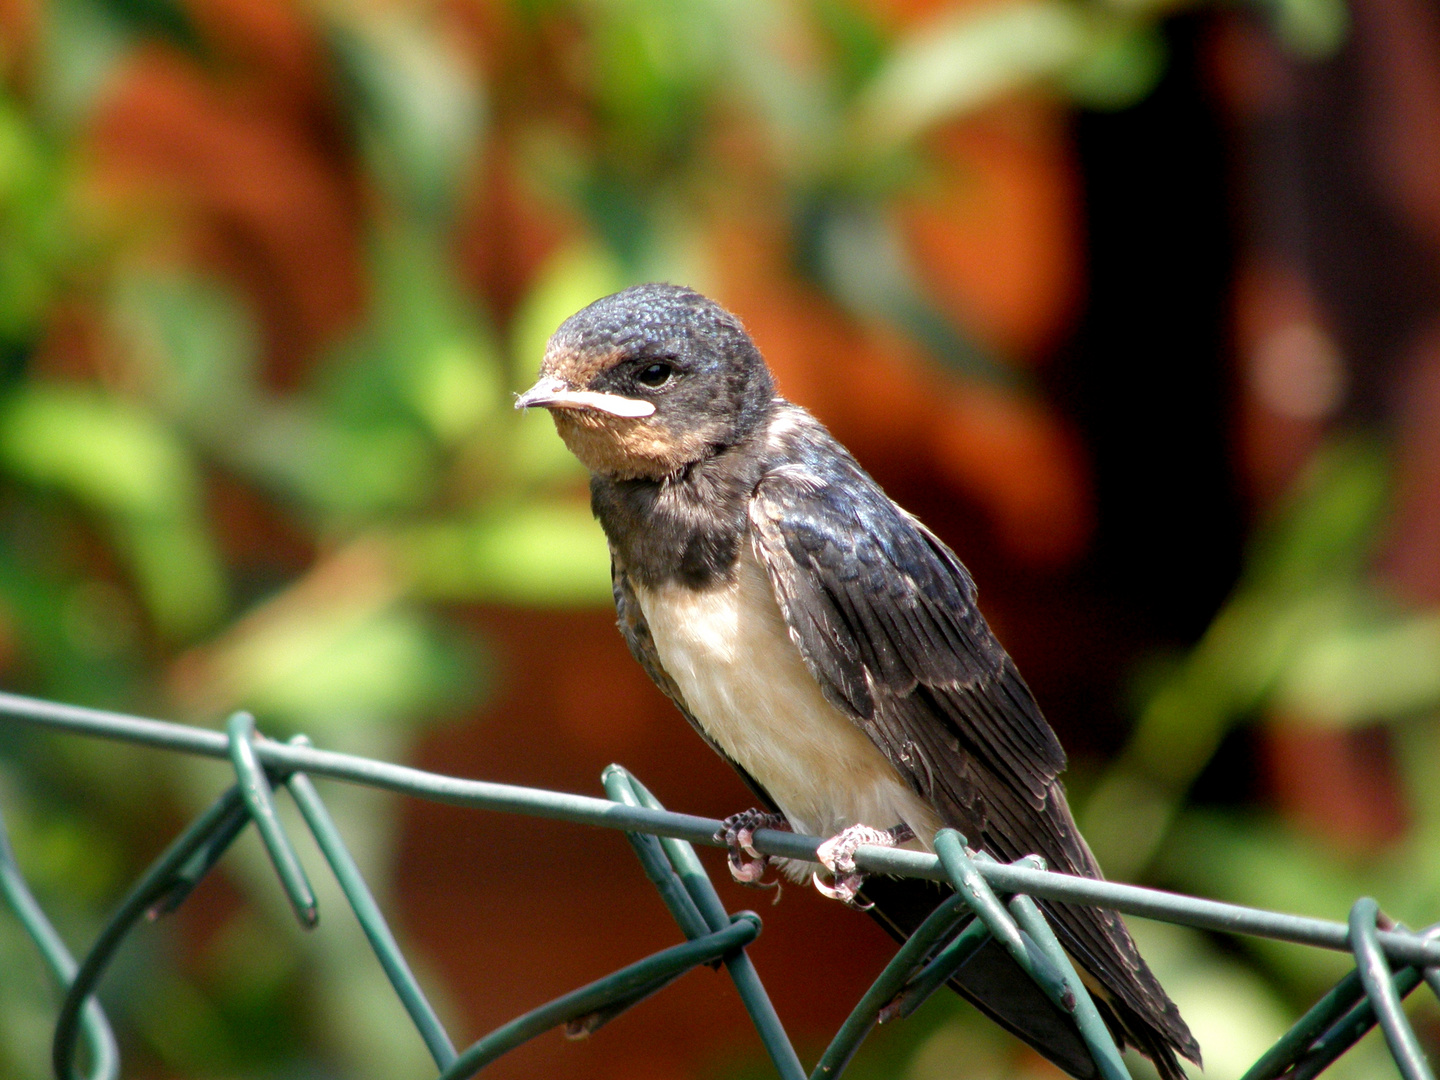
[816,822,912,876]
[716,809,789,888]
[726,846,769,884]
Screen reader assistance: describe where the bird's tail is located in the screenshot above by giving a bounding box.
[858,876,1194,1080]
[860,876,1100,1078]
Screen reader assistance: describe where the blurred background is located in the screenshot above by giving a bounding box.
[2,0,1439,1077]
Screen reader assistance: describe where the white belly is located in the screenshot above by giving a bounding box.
[634,547,942,875]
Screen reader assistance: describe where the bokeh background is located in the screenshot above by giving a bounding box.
[2,0,1440,1077]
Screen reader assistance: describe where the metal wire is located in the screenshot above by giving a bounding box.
[1349,900,1436,1080]
[0,688,1436,1080]
[51,785,249,1079]
[226,712,317,927]
[283,735,458,1071]
[0,808,118,1080]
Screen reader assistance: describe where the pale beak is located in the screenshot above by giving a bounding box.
[514,375,657,418]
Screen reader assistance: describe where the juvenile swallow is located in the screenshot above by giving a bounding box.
[517,283,1200,1079]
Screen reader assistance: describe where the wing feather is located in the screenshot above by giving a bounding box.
[746,422,1198,1068]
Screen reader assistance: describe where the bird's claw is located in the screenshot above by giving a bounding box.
[728,845,770,884]
[811,869,868,905]
[716,809,789,888]
[812,822,916,907]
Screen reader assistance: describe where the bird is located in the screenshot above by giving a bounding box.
[515,282,1200,1080]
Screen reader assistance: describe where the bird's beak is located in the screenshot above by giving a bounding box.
[514,375,657,418]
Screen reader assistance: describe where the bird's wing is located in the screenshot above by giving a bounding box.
[747,453,1198,1070]
[611,555,779,813]
[747,456,1067,822]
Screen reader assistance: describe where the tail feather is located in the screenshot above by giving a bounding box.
[857,875,1196,1080]
[860,876,1097,1077]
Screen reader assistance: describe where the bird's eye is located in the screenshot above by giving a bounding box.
[636,362,674,388]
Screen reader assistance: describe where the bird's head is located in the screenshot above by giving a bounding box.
[515,283,775,480]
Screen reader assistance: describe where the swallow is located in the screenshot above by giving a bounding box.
[517,283,1200,1080]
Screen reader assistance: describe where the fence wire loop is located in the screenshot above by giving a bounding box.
[1349,899,1435,1080]
[52,785,249,1080]
[1239,916,1440,1080]
[281,733,458,1071]
[0,808,119,1080]
[883,909,992,1023]
[934,832,1130,1080]
[604,767,808,1080]
[225,711,318,928]
[2,690,1437,1080]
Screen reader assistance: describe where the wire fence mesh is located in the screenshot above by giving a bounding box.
[1,689,1436,1080]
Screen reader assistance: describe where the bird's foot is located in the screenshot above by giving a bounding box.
[715,809,790,887]
[812,823,916,906]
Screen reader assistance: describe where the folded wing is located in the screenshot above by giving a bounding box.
[746,424,1198,1075]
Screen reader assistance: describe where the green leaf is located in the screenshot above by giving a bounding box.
[0,384,197,516]
[408,338,504,443]
[37,0,136,131]
[0,386,226,636]
[326,12,487,224]
[1123,921,1293,1080]
[38,0,203,132]
[89,0,202,54]
[813,0,889,96]
[1059,22,1167,111]
[798,199,1015,386]
[194,593,480,731]
[111,271,261,425]
[0,92,70,345]
[1263,0,1348,60]
[1275,607,1440,726]
[856,1,1089,145]
[367,226,506,442]
[586,0,720,155]
[509,242,629,385]
[400,502,613,606]
[1159,811,1420,988]
[1084,440,1394,877]
[239,608,473,727]
[236,408,437,523]
[109,271,451,529]
[0,97,42,212]
[1243,439,1389,594]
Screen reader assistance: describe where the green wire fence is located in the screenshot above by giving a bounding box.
[1,689,1436,1080]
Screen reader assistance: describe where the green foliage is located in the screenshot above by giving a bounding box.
[4,1,1406,1079]
[1263,0,1350,59]
[1076,439,1440,1075]
[0,385,227,638]
[1,1,584,1074]
[327,11,487,226]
